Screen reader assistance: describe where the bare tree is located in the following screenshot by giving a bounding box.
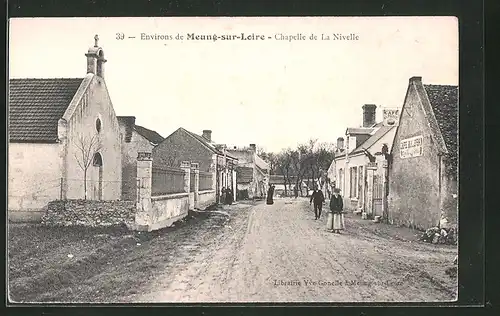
[74,134,102,200]
[262,152,278,175]
[276,149,293,196]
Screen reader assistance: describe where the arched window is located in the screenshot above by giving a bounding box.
[95,118,102,133]
[93,152,103,167]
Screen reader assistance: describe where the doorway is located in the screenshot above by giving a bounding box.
[92,152,103,200]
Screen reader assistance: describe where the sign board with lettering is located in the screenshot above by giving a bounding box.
[400,135,423,158]
[383,108,400,126]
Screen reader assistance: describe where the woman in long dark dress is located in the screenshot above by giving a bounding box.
[329,188,345,233]
[266,185,275,205]
[226,188,233,205]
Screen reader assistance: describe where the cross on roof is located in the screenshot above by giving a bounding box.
[94,34,99,47]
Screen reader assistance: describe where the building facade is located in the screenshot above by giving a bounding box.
[152,128,238,203]
[388,76,458,230]
[118,116,164,201]
[8,35,122,221]
[328,104,398,218]
[227,144,270,200]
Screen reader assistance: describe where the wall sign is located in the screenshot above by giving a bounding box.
[400,135,423,158]
[383,108,400,126]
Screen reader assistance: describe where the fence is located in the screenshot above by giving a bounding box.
[199,171,213,191]
[190,172,196,192]
[152,167,186,196]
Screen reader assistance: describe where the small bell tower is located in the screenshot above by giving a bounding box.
[85,34,107,78]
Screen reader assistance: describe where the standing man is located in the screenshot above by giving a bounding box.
[310,187,325,220]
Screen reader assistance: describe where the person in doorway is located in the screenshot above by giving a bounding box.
[310,187,325,220]
[329,188,345,233]
[226,188,233,205]
[221,187,227,205]
[266,184,275,205]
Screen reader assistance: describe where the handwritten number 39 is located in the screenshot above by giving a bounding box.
[116,33,125,40]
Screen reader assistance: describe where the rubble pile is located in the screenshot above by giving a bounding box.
[41,200,136,228]
[419,226,458,245]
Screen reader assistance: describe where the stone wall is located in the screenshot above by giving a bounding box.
[41,199,136,227]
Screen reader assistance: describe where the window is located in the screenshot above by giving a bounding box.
[92,152,103,167]
[350,166,358,198]
[338,168,343,193]
[95,118,102,133]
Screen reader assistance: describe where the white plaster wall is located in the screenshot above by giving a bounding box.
[150,193,189,230]
[197,190,216,209]
[64,75,122,200]
[8,143,62,217]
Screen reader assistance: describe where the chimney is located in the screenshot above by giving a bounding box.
[409,76,422,83]
[202,130,212,142]
[362,104,377,127]
[249,144,256,151]
[336,137,344,150]
[85,34,107,78]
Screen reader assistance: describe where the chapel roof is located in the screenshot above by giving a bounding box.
[9,78,84,143]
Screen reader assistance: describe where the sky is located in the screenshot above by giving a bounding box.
[9,17,458,153]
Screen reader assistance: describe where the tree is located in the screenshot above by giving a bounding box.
[275,148,293,196]
[262,152,278,175]
[163,150,180,167]
[74,134,102,200]
[290,144,310,196]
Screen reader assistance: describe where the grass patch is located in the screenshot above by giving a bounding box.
[7,211,224,303]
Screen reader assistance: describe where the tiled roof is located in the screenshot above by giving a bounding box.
[350,125,395,155]
[236,167,253,183]
[181,128,222,154]
[254,154,270,171]
[424,84,458,177]
[135,124,164,145]
[180,128,238,160]
[117,116,136,143]
[346,127,375,135]
[9,78,84,142]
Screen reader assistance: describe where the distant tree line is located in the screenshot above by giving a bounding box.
[258,139,336,196]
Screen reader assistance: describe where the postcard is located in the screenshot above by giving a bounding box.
[7,16,458,303]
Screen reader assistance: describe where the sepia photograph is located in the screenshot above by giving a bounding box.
[7,17,458,303]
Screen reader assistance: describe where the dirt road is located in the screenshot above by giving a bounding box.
[131,198,457,303]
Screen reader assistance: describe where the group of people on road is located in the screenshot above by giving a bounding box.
[264,183,345,233]
[221,187,234,205]
[309,187,345,233]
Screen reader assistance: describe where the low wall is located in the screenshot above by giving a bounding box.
[8,207,46,223]
[40,200,136,227]
[197,190,216,210]
[147,193,189,231]
[189,192,195,210]
[9,194,58,223]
